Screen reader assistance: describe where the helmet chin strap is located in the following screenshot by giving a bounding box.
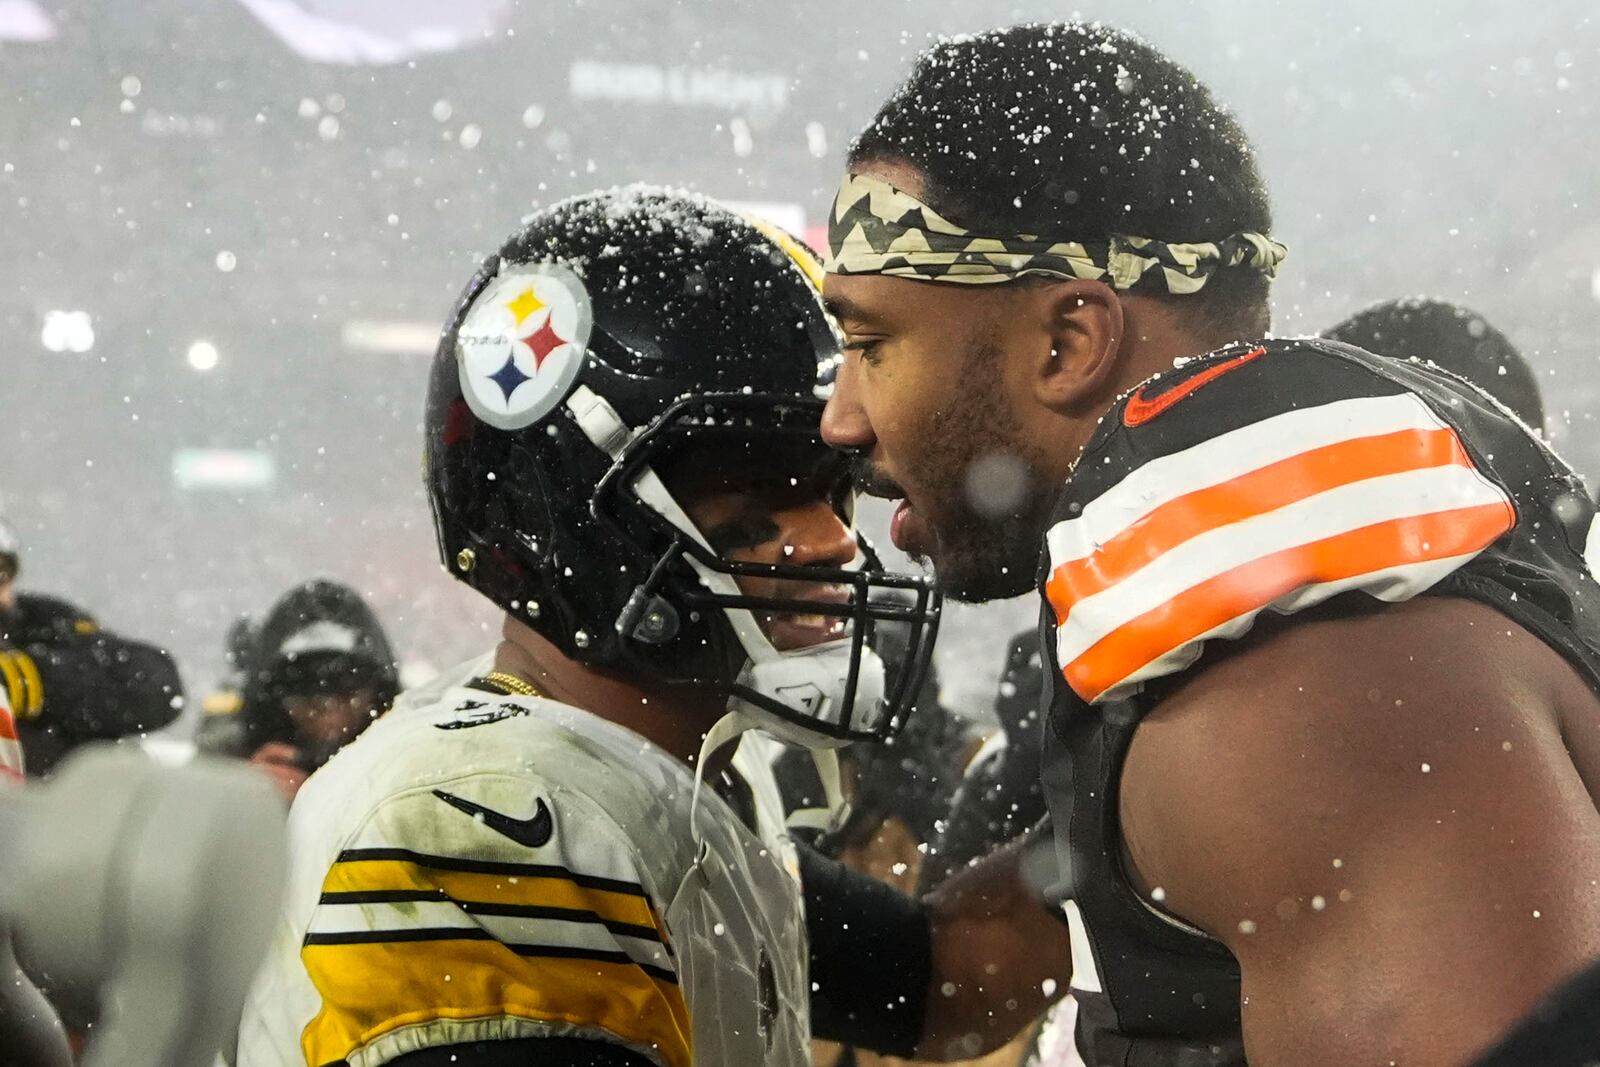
[566,385,889,746]
[687,710,849,848]
[782,746,849,837]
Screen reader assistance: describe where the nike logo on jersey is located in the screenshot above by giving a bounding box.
[1122,346,1265,428]
[432,789,554,848]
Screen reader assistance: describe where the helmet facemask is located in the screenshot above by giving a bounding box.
[584,391,942,749]
[423,190,942,755]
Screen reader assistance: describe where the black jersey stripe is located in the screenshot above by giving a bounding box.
[301,927,678,984]
[317,889,668,945]
[332,846,649,898]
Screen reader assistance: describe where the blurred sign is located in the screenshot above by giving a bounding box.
[0,0,53,41]
[172,449,277,492]
[232,0,511,65]
[340,319,440,356]
[569,60,789,113]
[140,112,224,139]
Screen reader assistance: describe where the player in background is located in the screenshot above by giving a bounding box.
[1324,297,1545,432]
[0,522,73,1067]
[235,189,939,1067]
[198,579,399,800]
[0,515,184,776]
[813,22,1600,1067]
[0,521,36,783]
[0,524,22,782]
[1322,298,1600,576]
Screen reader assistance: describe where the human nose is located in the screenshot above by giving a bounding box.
[780,501,859,570]
[821,353,876,453]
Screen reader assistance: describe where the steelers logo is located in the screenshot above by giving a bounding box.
[456,261,592,430]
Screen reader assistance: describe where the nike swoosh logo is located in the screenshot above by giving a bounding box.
[1122,346,1265,428]
[432,789,554,849]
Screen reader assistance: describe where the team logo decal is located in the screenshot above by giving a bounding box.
[456,261,592,430]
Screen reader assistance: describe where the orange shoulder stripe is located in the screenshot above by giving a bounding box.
[1062,501,1514,703]
[1045,425,1470,622]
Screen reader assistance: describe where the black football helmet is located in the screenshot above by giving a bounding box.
[238,579,400,761]
[424,189,940,747]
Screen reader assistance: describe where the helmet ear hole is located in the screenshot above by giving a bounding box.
[618,588,681,645]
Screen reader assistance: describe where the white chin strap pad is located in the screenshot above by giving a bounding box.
[731,639,887,749]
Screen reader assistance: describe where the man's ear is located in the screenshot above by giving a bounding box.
[1032,280,1123,414]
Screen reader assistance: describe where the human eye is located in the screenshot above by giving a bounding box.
[842,337,885,364]
[704,515,782,556]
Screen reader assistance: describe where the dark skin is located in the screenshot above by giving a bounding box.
[493,443,861,770]
[820,157,1600,1065]
[1124,597,1600,1065]
[249,689,383,802]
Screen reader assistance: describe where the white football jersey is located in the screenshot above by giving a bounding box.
[236,656,809,1067]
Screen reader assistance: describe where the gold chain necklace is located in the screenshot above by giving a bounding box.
[481,671,548,699]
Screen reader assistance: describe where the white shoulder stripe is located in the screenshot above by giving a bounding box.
[1051,393,1446,565]
[308,899,674,974]
[0,737,21,780]
[1053,464,1506,666]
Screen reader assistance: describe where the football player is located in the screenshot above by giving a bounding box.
[0,516,185,777]
[0,521,30,782]
[935,298,1550,894]
[0,522,73,1066]
[198,579,400,800]
[811,22,1600,1067]
[235,189,939,1067]
[1324,297,1545,431]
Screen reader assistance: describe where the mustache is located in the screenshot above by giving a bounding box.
[845,455,906,500]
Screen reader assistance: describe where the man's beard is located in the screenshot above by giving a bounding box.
[849,343,1050,604]
[916,453,1048,604]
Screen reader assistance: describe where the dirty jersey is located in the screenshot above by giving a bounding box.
[237,656,809,1067]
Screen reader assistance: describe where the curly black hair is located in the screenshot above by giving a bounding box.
[851,22,1275,337]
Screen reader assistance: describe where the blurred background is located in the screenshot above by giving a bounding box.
[3,0,1597,723]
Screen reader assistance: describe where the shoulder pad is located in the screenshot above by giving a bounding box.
[6,593,98,644]
[1046,339,1516,704]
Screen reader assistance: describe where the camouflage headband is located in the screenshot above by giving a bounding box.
[825,173,1287,295]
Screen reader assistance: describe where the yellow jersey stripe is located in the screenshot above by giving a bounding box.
[300,937,691,1067]
[303,927,675,983]
[13,651,42,717]
[322,855,662,934]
